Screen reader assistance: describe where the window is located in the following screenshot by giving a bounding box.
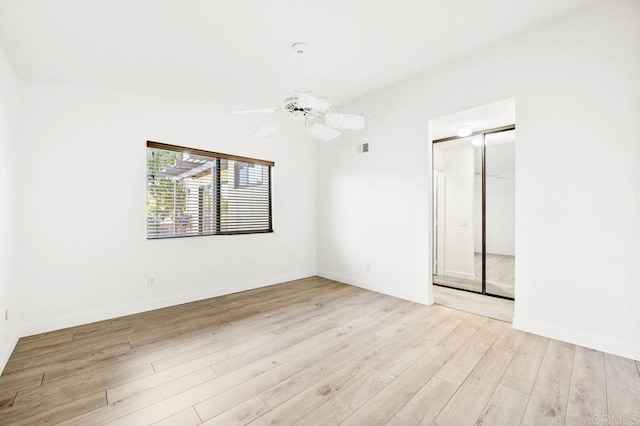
[234,162,264,188]
[146,141,274,239]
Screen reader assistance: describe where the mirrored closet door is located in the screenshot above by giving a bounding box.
[432,126,515,300]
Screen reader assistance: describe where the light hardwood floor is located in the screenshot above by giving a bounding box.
[0,277,638,425]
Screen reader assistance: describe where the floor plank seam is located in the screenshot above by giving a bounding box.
[193,405,204,423]
[604,352,611,416]
[433,324,506,425]
[519,337,551,425]
[478,329,527,425]
[562,345,577,425]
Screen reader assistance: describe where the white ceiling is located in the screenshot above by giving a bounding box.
[0,0,595,107]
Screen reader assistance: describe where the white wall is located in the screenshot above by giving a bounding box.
[441,145,475,280]
[317,0,640,359]
[474,176,518,257]
[486,140,516,256]
[15,82,317,335]
[474,142,516,256]
[0,44,19,372]
[485,174,516,256]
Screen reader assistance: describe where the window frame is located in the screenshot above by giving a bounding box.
[146,141,274,239]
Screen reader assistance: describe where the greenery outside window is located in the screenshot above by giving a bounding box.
[146,141,274,239]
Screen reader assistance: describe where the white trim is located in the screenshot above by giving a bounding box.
[317,270,432,306]
[444,270,475,280]
[19,270,316,337]
[513,317,640,361]
[0,328,19,375]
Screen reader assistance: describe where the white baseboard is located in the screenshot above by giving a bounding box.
[317,270,432,306]
[0,327,19,375]
[513,317,640,361]
[444,270,475,280]
[19,270,316,337]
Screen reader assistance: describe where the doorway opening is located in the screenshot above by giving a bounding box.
[431,99,516,307]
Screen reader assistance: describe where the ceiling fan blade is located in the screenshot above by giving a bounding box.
[231,108,279,114]
[297,93,332,113]
[305,123,341,141]
[325,112,366,130]
[252,123,282,138]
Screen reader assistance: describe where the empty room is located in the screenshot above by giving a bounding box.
[0,0,639,425]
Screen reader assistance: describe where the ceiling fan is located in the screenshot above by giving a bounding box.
[231,43,366,141]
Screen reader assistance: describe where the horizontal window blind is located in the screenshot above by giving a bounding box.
[146,141,273,239]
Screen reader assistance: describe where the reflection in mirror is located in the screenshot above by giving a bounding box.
[484,130,515,298]
[432,137,482,293]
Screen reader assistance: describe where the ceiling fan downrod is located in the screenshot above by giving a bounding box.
[292,42,307,92]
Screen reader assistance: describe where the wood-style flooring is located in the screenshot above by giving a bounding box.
[0,277,638,425]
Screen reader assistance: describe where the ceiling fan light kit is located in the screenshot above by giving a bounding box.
[232,42,367,141]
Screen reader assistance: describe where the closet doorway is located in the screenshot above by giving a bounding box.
[432,125,515,300]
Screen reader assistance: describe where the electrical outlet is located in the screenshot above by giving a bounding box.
[148,278,155,288]
[365,264,371,272]
[4,310,8,320]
